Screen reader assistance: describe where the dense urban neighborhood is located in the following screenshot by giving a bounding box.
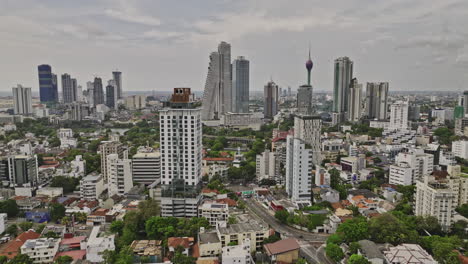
[0,39,467,264]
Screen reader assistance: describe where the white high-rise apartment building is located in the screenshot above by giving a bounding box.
[12,84,33,115]
[202,41,232,120]
[99,142,124,183]
[80,174,104,200]
[347,78,362,123]
[232,56,249,113]
[132,151,161,186]
[285,136,313,202]
[389,162,414,185]
[415,175,458,231]
[159,88,202,217]
[389,101,409,130]
[452,140,468,159]
[160,88,202,186]
[256,150,276,182]
[293,115,322,166]
[106,154,133,197]
[394,149,433,182]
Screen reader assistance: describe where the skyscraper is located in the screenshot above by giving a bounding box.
[106,82,116,109]
[93,77,104,106]
[38,64,58,103]
[112,71,122,99]
[62,73,77,103]
[347,78,362,122]
[333,57,353,120]
[160,88,202,217]
[264,81,279,119]
[12,84,33,115]
[366,82,389,120]
[231,56,249,113]
[202,41,232,120]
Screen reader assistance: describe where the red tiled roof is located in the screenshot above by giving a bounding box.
[91,208,108,216]
[215,198,237,207]
[264,238,300,256]
[60,236,86,245]
[331,202,343,210]
[168,237,194,249]
[55,250,86,260]
[202,189,219,194]
[0,231,40,259]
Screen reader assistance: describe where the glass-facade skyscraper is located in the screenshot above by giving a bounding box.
[232,56,250,113]
[38,64,58,103]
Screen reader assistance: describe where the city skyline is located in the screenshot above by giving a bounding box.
[2,0,468,92]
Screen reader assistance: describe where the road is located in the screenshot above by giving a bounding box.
[244,198,334,264]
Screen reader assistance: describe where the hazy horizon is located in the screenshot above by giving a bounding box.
[2,0,468,93]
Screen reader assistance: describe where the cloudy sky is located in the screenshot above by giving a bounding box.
[1,0,468,93]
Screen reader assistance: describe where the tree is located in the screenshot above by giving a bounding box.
[50,176,80,194]
[0,199,19,217]
[9,254,33,264]
[349,242,361,255]
[110,220,125,235]
[44,231,60,238]
[336,217,369,243]
[275,210,289,224]
[18,221,33,231]
[369,213,418,245]
[0,256,7,264]
[54,255,73,264]
[451,220,468,237]
[455,204,468,218]
[50,203,66,221]
[348,254,371,264]
[138,199,160,221]
[6,224,18,236]
[102,250,117,264]
[325,243,344,262]
[326,234,343,245]
[296,259,309,264]
[116,246,134,264]
[35,224,46,234]
[263,234,281,244]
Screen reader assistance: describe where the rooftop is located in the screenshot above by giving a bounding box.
[199,232,220,244]
[218,221,268,234]
[22,238,60,249]
[384,244,436,264]
[264,238,300,256]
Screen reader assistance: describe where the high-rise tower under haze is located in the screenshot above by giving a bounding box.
[201,41,232,120]
[38,64,58,103]
[112,71,122,99]
[93,77,104,106]
[62,73,77,103]
[333,57,353,123]
[264,81,279,119]
[366,82,389,120]
[232,56,250,113]
[347,78,362,123]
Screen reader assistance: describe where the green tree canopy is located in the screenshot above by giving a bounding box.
[325,243,344,262]
[348,254,371,264]
[50,203,66,221]
[337,217,369,243]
